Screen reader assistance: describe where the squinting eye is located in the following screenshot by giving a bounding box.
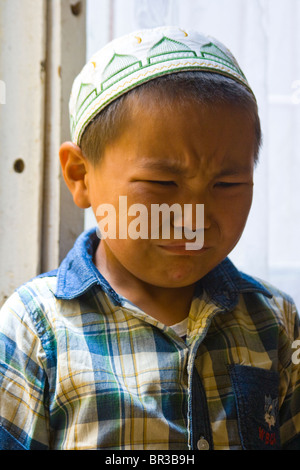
[215,182,242,188]
[147,180,176,186]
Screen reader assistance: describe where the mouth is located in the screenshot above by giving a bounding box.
[157,243,210,255]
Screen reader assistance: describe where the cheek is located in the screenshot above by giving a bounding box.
[102,237,166,285]
[217,191,253,237]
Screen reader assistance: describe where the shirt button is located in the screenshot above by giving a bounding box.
[197,437,210,450]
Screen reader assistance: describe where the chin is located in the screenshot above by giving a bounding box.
[150,265,209,288]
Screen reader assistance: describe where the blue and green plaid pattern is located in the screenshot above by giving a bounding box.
[0,229,299,450]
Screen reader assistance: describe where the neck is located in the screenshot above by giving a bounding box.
[94,242,195,326]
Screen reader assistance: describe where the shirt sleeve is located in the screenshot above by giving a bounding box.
[0,289,50,450]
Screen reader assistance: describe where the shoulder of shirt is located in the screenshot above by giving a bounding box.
[218,258,296,307]
[203,259,298,326]
[28,269,59,293]
[1,270,59,316]
[239,272,299,337]
[0,271,61,350]
[249,275,296,306]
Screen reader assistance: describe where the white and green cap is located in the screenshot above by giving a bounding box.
[69,26,253,145]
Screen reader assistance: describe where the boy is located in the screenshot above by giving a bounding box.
[0,26,299,450]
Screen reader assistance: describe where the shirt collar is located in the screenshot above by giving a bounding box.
[200,257,273,310]
[55,228,273,308]
[55,228,122,304]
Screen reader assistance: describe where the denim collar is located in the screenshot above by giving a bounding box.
[54,228,273,309]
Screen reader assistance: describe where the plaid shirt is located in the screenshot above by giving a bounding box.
[0,228,300,450]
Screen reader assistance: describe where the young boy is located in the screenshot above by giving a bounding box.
[0,26,299,451]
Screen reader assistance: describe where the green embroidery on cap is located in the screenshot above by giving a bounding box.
[200,43,245,78]
[70,28,254,144]
[76,83,97,114]
[102,53,142,90]
[73,54,143,130]
[148,36,197,64]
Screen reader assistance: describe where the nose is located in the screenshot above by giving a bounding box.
[172,199,212,233]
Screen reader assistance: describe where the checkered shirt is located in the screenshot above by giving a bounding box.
[0,229,299,450]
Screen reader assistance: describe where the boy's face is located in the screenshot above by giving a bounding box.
[86,94,255,289]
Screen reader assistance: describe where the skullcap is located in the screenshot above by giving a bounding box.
[69,26,253,145]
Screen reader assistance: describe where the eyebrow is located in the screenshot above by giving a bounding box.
[136,159,186,175]
[215,167,252,177]
[138,161,251,177]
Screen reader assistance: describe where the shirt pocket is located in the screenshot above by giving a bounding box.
[228,364,280,450]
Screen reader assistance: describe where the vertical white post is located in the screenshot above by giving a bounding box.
[42,0,86,273]
[0,0,47,305]
[0,0,86,306]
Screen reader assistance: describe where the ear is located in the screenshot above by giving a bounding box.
[59,142,91,209]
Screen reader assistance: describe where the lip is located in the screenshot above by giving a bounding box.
[157,243,210,255]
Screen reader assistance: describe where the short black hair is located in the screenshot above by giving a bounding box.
[80,71,262,165]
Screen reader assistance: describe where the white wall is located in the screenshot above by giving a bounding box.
[0,0,86,306]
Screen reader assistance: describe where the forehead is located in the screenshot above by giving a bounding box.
[118,93,256,176]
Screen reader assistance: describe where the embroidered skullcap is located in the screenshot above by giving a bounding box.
[69,25,253,145]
